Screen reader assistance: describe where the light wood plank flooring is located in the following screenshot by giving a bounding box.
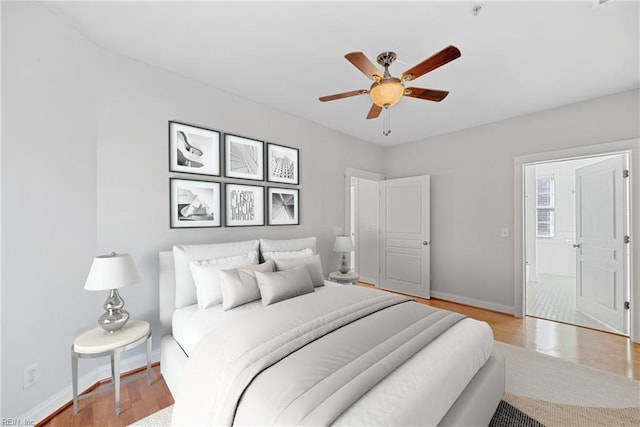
[40,284,640,427]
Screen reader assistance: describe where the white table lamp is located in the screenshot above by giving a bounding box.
[84,252,140,334]
[333,236,354,274]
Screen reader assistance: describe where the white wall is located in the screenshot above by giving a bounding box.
[383,89,640,313]
[1,1,99,419]
[1,2,384,419]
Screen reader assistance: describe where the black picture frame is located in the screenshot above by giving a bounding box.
[267,187,300,226]
[266,143,299,185]
[225,183,265,227]
[170,178,221,228]
[169,121,221,176]
[224,134,265,181]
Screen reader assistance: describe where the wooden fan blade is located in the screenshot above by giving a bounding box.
[319,89,368,102]
[345,52,383,80]
[366,104,382,119]
[404,87,449,102]
[401,45,461,82]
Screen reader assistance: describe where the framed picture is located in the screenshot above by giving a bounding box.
[224,134,264,181]
[169,121,220,176]
[170,179,221,228]
[267,143,299,184]
[225,183,265,227]
[267,187,299,225]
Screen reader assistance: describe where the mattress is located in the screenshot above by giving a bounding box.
[172,281,337,356]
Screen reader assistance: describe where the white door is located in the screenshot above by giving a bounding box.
[379,175,430,298]
[575,156,628,333]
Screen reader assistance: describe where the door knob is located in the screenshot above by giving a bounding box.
[573,243,581,248]
[423,241,429,246]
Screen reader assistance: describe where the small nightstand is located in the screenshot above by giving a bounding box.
[71,320,151,416]
[329,271,360,285]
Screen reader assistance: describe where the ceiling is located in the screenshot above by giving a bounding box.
[45,1,640,147]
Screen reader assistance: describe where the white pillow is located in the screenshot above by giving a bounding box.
[173,240,260,308]
[274,255,325,287]
[262,248,313,261]
[219,260,275,310]
[190,251,258,310]
[255,265,314,306]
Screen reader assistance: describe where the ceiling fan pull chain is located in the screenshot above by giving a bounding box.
[383,106,391,136]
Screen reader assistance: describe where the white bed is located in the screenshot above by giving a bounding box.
[159,237,504,426]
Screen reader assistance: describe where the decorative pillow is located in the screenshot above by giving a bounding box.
[173,240,260,308]
[262,248,313,261]
[190,251,258,310]
[219,260,275,310]
[274,254,325,287]
[255,265,314,306]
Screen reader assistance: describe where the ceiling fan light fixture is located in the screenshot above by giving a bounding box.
[369,77,404,107]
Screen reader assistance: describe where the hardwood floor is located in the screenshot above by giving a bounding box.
[39,364,173,427]
[40,284,640,426]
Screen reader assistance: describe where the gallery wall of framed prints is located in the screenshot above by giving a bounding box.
[168,120,300,228]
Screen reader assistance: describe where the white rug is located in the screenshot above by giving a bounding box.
[130,341,640,426]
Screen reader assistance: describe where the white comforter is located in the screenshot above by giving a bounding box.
[171,286,493,426]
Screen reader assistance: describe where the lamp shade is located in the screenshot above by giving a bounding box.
[369,77,404,107]
[84,253,140,291]
[333,236,354,252]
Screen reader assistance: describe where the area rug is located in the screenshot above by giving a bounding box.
[493,341,640,426]
[131,402,539,427]
[130,341,640,426]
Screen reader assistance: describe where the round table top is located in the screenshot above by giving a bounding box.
[73,320,150,354]
[329,271,360,281]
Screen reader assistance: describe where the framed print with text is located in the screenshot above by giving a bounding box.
[225,183,265,226]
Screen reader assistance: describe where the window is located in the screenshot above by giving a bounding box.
[536,177,555,237]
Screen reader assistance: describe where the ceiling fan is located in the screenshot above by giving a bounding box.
[319,45,461,136]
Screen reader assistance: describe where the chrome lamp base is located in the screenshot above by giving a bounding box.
[339,252,350,274]
[98,288,129,334]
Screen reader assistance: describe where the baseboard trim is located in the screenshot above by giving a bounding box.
[431,291,515,315]
[20,348,160,424]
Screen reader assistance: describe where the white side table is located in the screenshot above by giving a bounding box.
[71,319,151,416]
[329,271,360,285]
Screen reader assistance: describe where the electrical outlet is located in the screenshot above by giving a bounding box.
[24,363,38,389]
[501,227,510,238]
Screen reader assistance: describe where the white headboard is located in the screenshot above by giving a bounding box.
[159,237,318,337]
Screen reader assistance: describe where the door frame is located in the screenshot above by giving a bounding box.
[513,138,640,343]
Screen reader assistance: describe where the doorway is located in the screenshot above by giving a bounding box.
[350,175,381,284]
[524,153,630,335]
[346,169,431,298]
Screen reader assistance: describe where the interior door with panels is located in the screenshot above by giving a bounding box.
[575,155,629,333]
[379,175,430,298]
